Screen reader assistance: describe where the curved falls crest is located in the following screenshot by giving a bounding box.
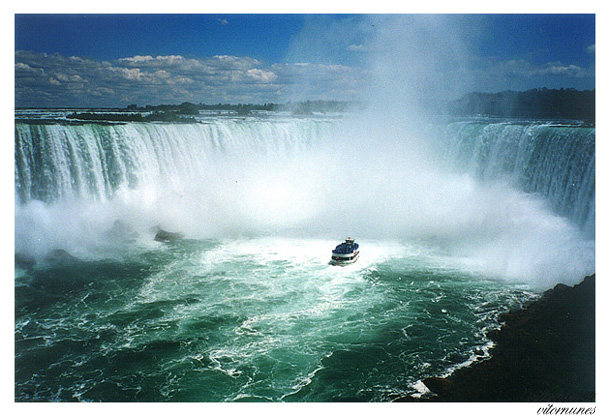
[15,116,595,286]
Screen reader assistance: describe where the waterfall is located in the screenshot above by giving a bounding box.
[15,116,595,284]
[15,119,332,204]
[440,121,595,237]
[15,118,595,236]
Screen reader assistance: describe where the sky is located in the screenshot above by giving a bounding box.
[14,13,596,108]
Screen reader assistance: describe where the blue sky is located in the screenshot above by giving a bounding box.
[14,14,595,107]
[15,14,307,63]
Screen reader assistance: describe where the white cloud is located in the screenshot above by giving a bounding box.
[346,44,366,52]
[15,50,367,107]
[490,59,588,79]
[246,69,277,83]
[55,73,84,83]
[539,62,587,78]
[91,87,115,97]
[15,62,38,72]
[118,55,155,64]
[109,67,144,81]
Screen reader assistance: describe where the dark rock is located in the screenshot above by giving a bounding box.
[423,377,453,395]
[487,329,501,342]
[45,249,79,264]
[154,229,184,242]
[106,219,139,242]
[544,283,570,297]
[398,275,595,402]
[15,253,36,268]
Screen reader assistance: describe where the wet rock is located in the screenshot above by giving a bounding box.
[45,249,79,264]
[397,274,596,402]
[106,219,139,242]
[423,377,453,396]
[15,253,36,269]
[154,228,184,242]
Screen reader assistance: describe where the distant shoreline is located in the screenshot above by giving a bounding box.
[15,88,595,123]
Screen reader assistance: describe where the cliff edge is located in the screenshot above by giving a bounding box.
[398,275,595,402]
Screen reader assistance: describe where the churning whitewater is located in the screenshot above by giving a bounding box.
[15,111,594,401]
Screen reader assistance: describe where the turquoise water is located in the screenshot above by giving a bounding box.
[14,113,594,401]
[15,237,536,402]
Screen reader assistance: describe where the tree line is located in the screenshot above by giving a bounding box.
[126,100,352,115]
[63,89,595,123]
[446,88,595,121]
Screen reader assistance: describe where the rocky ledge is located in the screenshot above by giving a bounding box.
[398,275,595,402]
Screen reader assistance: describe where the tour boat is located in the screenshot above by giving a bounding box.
[329,237,359,266]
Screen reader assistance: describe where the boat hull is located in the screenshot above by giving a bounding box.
[329,251,360,266]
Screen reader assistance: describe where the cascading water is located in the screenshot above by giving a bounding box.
[15,117,340,258]
[15,119,330,204]
[14,113,595,402]
[15,114,595,282]
[439,120,595,238]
